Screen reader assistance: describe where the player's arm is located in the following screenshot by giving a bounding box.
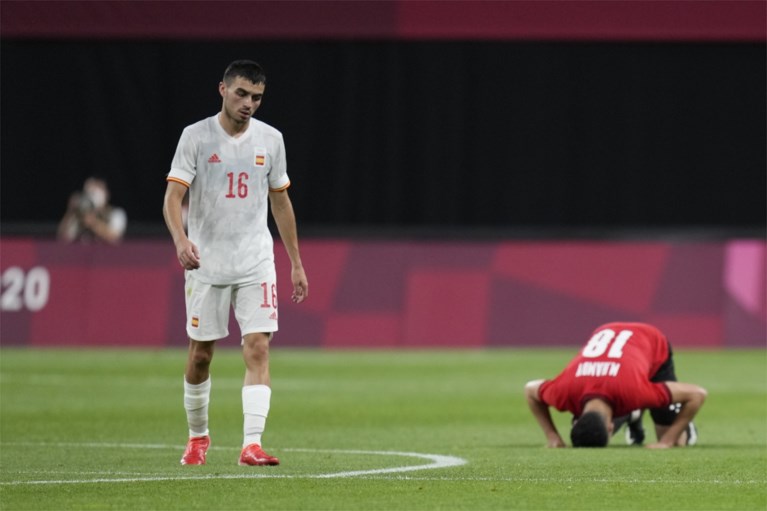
[646,382,707,449]
[163,180,200,270]
[525,380,566,448]
[269,188,308,303]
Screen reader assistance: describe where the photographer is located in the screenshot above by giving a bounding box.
[57,177,127,244]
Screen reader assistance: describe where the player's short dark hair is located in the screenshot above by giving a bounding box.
[223,60,266,86]
[571,411,609,447]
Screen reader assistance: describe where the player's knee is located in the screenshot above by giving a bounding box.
[692,386,708,408]
[243,334,270,361]
[249,345,268,362]
[189,346,214,369]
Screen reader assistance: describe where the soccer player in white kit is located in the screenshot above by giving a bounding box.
[163,60,308,466]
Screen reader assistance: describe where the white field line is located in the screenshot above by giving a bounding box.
[0,442,467,486]
[2,442,763,487]
[284,448,466,479]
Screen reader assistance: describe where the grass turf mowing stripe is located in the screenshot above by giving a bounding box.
[1,348,764,511]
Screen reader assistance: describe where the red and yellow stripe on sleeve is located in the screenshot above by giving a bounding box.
[269,181,291,192]
[167,177,190,188]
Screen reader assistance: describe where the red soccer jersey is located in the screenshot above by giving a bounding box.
[539,322,673,418]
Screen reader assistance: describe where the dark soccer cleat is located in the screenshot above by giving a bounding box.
[238,444,280,466]
[180,435,210,465]
[625,409,645,446]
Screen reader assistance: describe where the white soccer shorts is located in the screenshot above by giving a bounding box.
[184,271,279,342]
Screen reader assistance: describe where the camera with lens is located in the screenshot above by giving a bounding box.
[77,193,95,214]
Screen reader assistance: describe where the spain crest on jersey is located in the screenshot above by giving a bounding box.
[254,147,267,167]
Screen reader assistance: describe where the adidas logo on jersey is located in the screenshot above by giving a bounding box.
[208,153,221,163]
[269,311,278,320]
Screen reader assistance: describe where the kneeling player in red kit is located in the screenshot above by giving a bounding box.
[525,322,707,448]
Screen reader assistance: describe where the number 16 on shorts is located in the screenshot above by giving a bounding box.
[185,273,279,341]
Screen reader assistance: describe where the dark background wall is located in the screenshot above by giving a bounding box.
[1,1,765,237]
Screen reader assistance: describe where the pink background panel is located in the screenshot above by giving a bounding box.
[274,240,351,314]
[643,314,723,348]
[28,267,89,346]
[29,267,171,347]
[402,271,489,347]
[491,243,669,314]
[323,313,401,349]
[0,239,37,266]
[1,238,764,348]
[725,241,766,316]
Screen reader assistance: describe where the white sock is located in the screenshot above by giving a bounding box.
[242,384,271,447]
[184,377,211,438]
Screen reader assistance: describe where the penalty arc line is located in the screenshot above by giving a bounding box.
[284,448,466,479]
[0,443,467,486]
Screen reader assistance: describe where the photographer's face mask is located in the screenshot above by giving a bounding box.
[84,184,107,209]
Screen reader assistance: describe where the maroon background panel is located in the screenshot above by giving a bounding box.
[396,1,767,41]
[2,1,764,41]
[1,238,764,348]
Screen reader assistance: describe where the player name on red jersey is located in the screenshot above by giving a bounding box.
[575,361,621,377]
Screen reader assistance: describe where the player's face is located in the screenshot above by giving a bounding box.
[220,77,265,125]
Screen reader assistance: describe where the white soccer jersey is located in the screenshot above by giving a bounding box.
[167,114,290,285]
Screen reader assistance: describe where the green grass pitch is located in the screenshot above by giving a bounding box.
[1,347,765,510]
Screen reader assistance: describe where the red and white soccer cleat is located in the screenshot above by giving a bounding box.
[238,444,280,466]
[180,435,210,465]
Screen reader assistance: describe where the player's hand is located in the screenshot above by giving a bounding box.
[291,266,308,303]
[176,240,201,270]
[547,437,567,448]
[645,442,673,449]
